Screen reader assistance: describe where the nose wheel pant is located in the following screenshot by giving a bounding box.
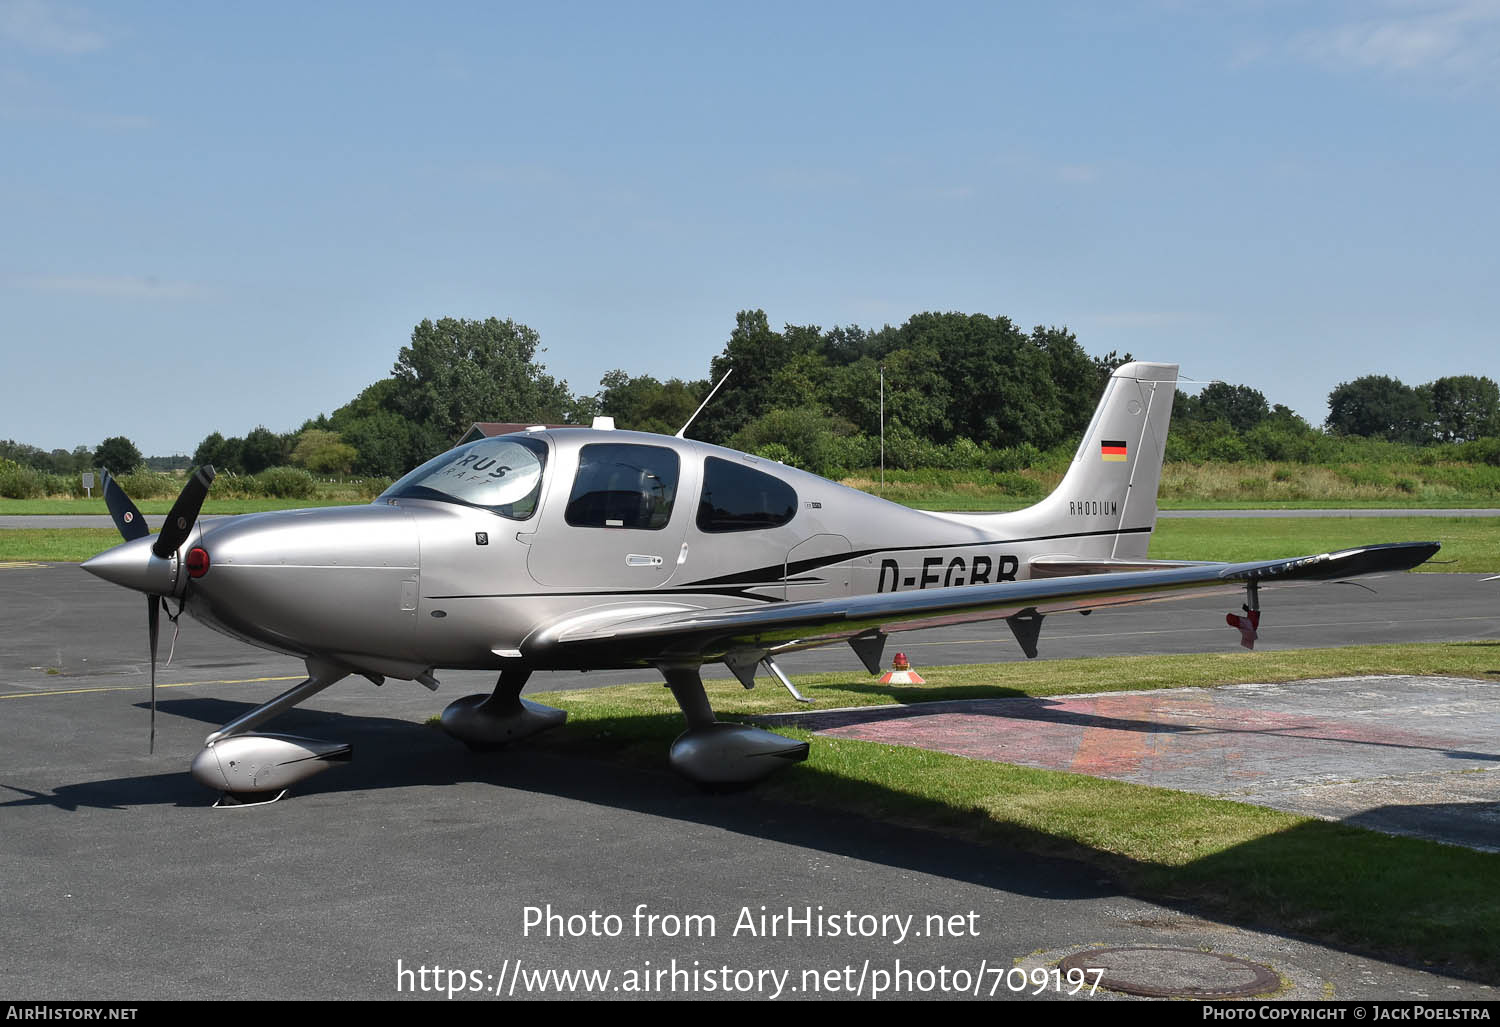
[189,657,353,800]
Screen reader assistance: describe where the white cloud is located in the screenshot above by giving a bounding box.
[2,274,211,300]
[1290,0,1500,81]
[0,0,106,55]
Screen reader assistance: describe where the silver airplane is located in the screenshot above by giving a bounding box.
[82,362,1438,802]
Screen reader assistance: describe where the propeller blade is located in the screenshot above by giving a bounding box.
[148,596,160,754]
[101,468,149,543]
[153,465,216,559]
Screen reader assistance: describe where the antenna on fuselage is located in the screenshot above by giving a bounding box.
[675,367,732,439]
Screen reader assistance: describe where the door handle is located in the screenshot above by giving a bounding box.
[626,554,663,568]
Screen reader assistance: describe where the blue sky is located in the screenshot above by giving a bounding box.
[2,1,1496,456]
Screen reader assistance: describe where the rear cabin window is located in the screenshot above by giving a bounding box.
[565,443,680,530]
[696,456,798,533]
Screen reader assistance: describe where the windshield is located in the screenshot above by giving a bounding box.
[380,435,548,520]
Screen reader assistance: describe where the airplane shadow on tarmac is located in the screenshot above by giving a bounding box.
[0,695,1117,904]
[3,694,1497,981]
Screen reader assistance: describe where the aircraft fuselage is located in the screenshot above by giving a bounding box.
[167,426,1148,681]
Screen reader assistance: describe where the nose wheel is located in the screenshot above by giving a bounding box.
[189,657,353,804]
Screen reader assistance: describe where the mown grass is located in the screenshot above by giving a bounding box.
[1150,516,1498,574]
[0,497,362,515]
[844,459,1500,511]
[532,642,1500,977]
[0,529,124,562]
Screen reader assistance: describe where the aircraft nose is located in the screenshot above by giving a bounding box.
[81,536,179,596]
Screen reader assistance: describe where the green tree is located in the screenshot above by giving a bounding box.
[821,356,884,436]
[290,429,358,475]
[1035,326,1112,441]
[1090,349,1135,393]
[339,410,423,478]
[875,342,953,440]
[729,407,858,477]
[241,426,288,474]
[327,379,426,477]
[696,310,820,443]
[193,432,246,473]
[1326,376,1431,443]
[1426,375,1499,442]
[390,317,574,456]
[595,371,708,435]
[1190,382,1270,433]
[94,436,143,473]
[887,312,1069,448]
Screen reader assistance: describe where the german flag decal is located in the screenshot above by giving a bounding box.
[1100,440,1128,462]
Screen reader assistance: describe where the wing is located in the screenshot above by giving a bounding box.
[521,541,1439,669]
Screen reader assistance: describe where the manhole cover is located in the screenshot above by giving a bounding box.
[1059,947,1281,998]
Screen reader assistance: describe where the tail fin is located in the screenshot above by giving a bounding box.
[921,360,1178,563]
[1031,360,1177,559]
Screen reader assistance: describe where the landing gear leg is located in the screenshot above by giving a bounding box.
[190,656,353,802]
[440,668,567,751]
[659,663,808,786]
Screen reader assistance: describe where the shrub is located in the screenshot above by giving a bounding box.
[351,477,393,499]
[752,442,797,467]
[211,472,250,498]
[255,466,316,499]
[1456,437,1500,468]
[992,471,1044,498]
[1201,433,1249,463]
[115,469,180,499]
[990,442,1042,473]
[0,459,45,499]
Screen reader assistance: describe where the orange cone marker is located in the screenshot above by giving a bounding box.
[878,652,926,685]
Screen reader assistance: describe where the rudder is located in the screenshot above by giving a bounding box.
[1033,361,1178,559]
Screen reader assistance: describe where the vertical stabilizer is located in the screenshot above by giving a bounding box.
[1034,361,1177,559]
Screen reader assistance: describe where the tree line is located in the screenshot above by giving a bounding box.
[179,312,1132,480]
[5,311,1497,491]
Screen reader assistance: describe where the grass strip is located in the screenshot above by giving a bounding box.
[0,529,123,562]
[0,498,354,515]
[1150,516,1499,573]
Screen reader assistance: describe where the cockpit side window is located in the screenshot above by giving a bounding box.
[565,443,680,530]
[696,456,798,532]
[379,435,548,520]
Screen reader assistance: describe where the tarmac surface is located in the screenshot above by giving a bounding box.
[2,562,1499,1000]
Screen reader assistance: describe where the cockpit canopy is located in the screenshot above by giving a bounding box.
[380,435,548,520]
